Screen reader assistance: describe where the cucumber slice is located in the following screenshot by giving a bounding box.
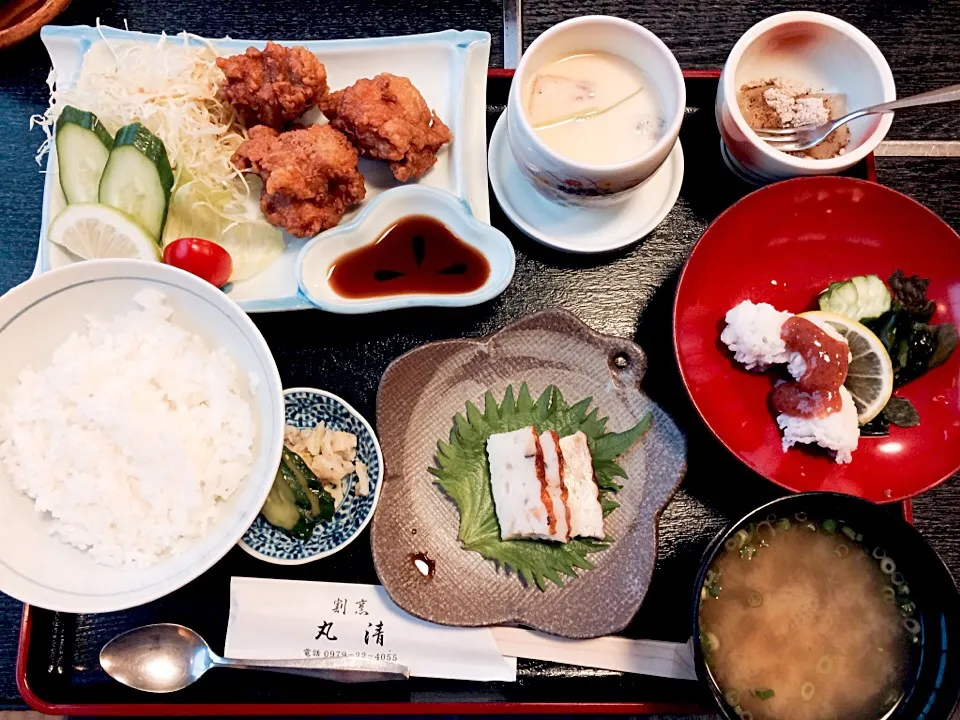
[819,279,860,317]
[98,123,174,239]
[278,463,318,516]
[55,106,114,205]
[860,274,892,319]
[281,446,335,520]
[818,275,892,321]
[261,465,323,540]
[850,275,871,301]
[261,468,302,531]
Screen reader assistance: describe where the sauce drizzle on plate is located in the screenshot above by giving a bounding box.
[328,215,491,298]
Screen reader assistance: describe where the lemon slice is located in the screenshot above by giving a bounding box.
[799,310,894,424]
[49,204,160,261]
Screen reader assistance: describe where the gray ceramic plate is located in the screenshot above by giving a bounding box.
[370,309,686,638]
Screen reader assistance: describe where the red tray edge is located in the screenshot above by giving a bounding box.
[490,67,722,78]
[15,64,892,716]
[17,604,702,716]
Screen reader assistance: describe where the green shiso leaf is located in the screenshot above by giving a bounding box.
[600,496,620,517]
[590,412,652,461]
[429,383,652,590]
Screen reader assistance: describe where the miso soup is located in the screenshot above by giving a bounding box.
[698,516,917,720]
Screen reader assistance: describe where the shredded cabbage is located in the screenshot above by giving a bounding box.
[31,28,251,223]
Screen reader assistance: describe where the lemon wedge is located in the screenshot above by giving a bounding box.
[799,310,894,424]
[49,204,160,261]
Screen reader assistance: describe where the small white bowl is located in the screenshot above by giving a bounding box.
[507,15,685,207]
[297,185,515,314]
[0,260,284,613]
[717,11,896,182]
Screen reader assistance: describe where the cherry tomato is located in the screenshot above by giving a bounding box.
[163,238,233,288]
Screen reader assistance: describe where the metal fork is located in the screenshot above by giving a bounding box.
[753,83,960,153]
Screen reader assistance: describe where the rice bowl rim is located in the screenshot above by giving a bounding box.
[0,259,284,613]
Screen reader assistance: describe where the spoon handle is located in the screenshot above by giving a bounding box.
[214,654,409,683]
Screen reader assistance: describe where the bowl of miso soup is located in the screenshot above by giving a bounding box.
[692,492,960,720]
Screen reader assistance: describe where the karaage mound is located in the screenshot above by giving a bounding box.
[232,125,366,237]
[320,73,453,181]
[217,42,328,129]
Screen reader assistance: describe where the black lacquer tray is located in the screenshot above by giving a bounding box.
[17,70,898,716]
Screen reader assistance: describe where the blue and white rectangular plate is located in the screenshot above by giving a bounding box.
[36,25,491,313]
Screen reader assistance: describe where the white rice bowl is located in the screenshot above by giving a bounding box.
[0,289,257,569]
[0,260,283,613]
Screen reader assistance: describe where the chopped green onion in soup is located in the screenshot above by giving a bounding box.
[699,516,914,719]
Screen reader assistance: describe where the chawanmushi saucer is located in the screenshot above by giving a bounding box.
[488,110,684,254]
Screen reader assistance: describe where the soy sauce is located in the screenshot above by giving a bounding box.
[327,216,491,298]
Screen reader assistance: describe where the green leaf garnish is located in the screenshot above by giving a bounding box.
[430,383,652,590]
[883,396,920,428]
[752,688,775,700]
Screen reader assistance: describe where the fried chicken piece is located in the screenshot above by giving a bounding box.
[232,125,366,237]
[320,73,452,181]
[217,42,328,129]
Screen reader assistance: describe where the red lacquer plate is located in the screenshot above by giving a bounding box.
[674,176,960,503]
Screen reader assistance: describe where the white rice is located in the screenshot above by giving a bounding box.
[0,290,256,568]
[720,300,794,370]
[777,385,860,464]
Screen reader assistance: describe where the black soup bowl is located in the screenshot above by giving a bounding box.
[691,492,960,720]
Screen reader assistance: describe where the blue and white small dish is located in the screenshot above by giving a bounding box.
[239,388,383,565]
[297,185,515,313]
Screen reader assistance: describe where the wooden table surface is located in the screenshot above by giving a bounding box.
[0,0,958,712]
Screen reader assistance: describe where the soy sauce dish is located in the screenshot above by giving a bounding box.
[692,492,960,720]
[297,185,515,313]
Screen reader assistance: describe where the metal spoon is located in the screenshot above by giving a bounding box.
[100,623,409,692]
[753,83,960,152]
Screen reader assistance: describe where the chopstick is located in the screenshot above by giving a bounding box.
[503,0,523,70]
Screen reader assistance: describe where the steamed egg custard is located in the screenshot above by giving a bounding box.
[523,52,665,165]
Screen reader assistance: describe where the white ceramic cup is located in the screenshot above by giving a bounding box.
[506,15,685,207]
[717,11,896,183]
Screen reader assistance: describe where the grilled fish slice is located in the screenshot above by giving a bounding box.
[539,430,570,542]
[559,431,605,539]
[486,426,553,540]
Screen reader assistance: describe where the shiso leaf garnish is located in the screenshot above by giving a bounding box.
[429,383,652,590]
[883,396,921,428]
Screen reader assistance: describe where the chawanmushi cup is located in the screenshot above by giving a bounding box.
[506,15,685,208]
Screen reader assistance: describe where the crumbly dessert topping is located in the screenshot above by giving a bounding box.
[737,77,850,160]
[761,79,830,128]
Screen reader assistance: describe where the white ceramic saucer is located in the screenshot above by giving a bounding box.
[719,139,769,186]
[488,110,684,254]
